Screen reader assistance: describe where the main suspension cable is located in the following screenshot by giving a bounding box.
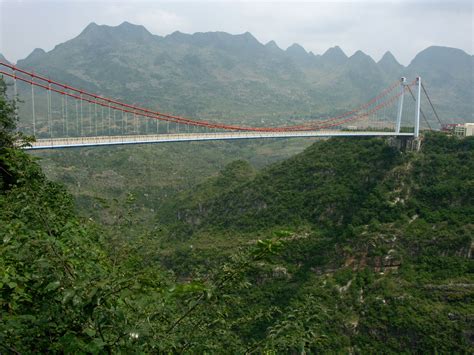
[0,62,402,132]
[421,82,443,127]
[407,85,432,131]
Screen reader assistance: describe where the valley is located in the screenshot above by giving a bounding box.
[1,16,473,354]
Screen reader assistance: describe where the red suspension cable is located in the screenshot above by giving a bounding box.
[0,61,406,132]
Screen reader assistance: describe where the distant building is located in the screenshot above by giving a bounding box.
[454,125,465,136]
[466,123,474,136]
[441,123,462,132]
[453,123,474,137]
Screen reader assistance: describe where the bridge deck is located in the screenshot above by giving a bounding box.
[25,131,414,150]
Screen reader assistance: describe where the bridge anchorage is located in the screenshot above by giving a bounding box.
[0,61,442,150]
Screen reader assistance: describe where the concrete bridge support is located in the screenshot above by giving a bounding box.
[388,136,422,152]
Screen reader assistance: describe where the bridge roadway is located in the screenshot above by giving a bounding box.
[25,131,414,150]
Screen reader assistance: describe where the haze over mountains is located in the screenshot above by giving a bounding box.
[3,21,473,125]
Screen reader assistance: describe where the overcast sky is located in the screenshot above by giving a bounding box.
[1,0,473,65]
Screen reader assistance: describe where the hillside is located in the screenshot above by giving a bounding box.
[160,134,473,235]
[8,22,474,126]
[155,133,473,352]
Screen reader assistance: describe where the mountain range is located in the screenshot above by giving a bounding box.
[2,21,473,125]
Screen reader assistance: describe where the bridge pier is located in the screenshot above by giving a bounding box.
[388,136,422,152]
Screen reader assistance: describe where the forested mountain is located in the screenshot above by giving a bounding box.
[160,134,474,240]
[4,21,473,125]
[154,133,474,353]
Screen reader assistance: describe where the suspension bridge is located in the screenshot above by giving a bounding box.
[0,61,441,150]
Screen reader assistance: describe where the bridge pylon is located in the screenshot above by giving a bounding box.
[414,76,422,138]
[396,76,422,138]
[395,77,406,134]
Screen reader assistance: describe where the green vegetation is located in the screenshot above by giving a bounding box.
[1,78,473,352]
[154,132,473,352]
[163,138,402,232]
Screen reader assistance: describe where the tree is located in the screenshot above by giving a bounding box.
[0,77,34,190]
[0,78,16,148]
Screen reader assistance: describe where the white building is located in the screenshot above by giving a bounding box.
[454,123,474,137]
